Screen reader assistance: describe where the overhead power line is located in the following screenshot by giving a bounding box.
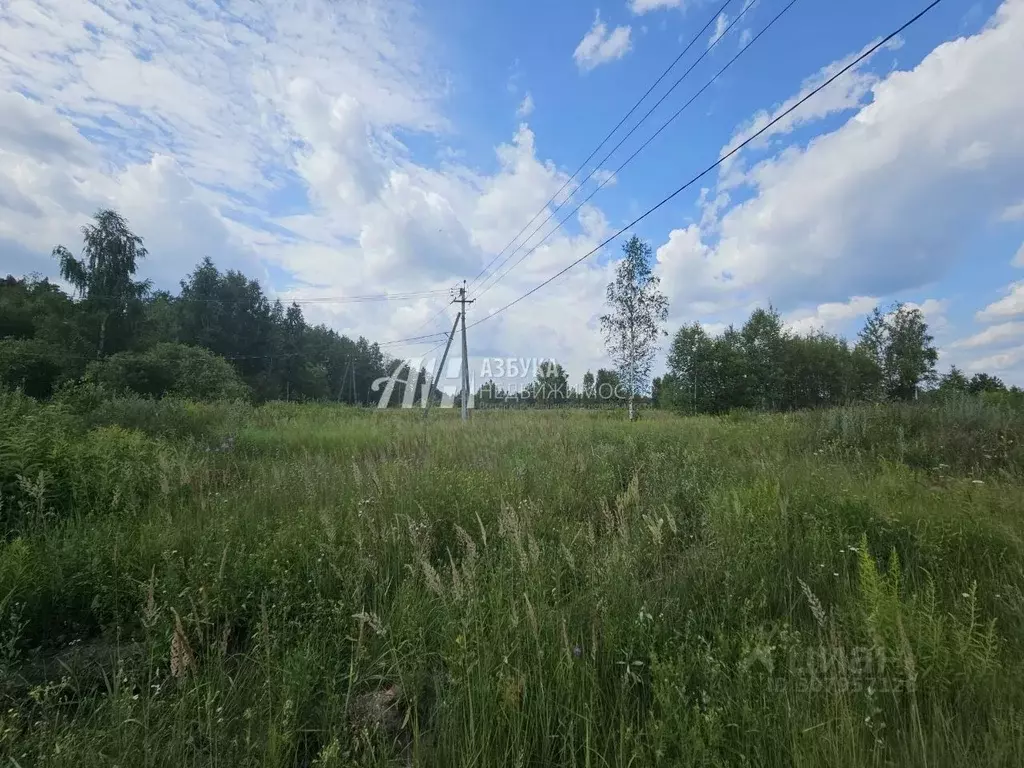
[466,0,947,334]
[473,0,797,302]
[466,0,738,291]
[79,289,451,305]
[472,0,761,300]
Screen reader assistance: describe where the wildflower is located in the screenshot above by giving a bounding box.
[961,592,970,598]
[833,572,840,577]
[972,480,985,485]
[572,645,583,659]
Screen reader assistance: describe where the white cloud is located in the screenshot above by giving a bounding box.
[658,0,1024,314]
[630,0,685,13]
[719,36,904,180]
[903,298,949,331]
[976,282,1024,321]
[1001,200,1024,221]
[951,321,1024,349]
[1014,242,1024,267]
[784,296,878,335]
[966,344,1024,374]
[592,169,618,187]
[739,28,753,47]
[517,92,535,118]
[0,0,627,382]
[708,13,729,49]
[574,12,632,72]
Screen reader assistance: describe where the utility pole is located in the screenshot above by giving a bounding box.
[455,282,474,422]
[339,357,351,403]
[423,312,461,418]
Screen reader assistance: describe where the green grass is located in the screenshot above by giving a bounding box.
[2,393,1024,766]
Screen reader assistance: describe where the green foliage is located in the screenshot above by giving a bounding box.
[5,212,402,405]
[0,338,71,399]
[52,209,152,357]
[600,236,668,419]
[0,389,164,530]
[85,342,250,401]
[858,303,938,401]
[664,302,951,414]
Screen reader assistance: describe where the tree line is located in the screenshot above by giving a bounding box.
[655,303,1019,414]
[2,212,1017,411]
[1,210,426,404]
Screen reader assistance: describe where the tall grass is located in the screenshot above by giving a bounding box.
[1,393,1023,765]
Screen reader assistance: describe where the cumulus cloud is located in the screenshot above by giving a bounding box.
[951,321,1024,349]
[965,344,1024,374]
[630,0,686,13]
[0,0,626,381]
[719,36,904,182]
[658,0,1024,316]
[783,296,878,335]
[976,282,1024,321]
[903,299,949,331]
[1014,242,1024,267]
[574,12,632,72]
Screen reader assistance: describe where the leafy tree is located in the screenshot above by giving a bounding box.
[707,327,749,413]
[582,370,595,398]
[857,304,937,401]
[741,307,786,411]
[937,366,970,397]
[52,210,151,356]
[599,236,669,421]
[968,372,1006,395]
[666,322,713,413]
[594,368,624,402]
[532,361,569,404]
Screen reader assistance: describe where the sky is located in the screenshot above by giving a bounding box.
[1,0,1023,387]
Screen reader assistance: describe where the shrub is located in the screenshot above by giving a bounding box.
[809,399,1024,474]
[0,338,75,399]
[0,388,163,529]
[84,343,250,402]
[84,396,244,441]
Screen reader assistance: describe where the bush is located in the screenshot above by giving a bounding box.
[0,388,164,530]
[85,396,244,441]
[809,399,1024,474]
[84,343,250,402]
[0,338,77,399]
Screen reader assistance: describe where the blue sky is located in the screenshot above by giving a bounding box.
[1,0,1023,384]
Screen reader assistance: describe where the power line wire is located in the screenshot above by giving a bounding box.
[473,0,797,301]
[466,0,946,333]
[77,289,450,305]
[472,0,760,299]
[466,0,738,291]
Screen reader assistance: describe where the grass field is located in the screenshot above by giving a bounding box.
[2,393,1024,766]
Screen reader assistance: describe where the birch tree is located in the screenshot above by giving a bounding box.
[600,235,668,421]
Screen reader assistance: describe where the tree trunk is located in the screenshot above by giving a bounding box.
[97,312,108,358]
[628,389,636,422]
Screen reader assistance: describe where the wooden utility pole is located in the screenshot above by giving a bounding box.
[455,282,474,422]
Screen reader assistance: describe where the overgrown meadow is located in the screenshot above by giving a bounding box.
[2,390,1024,766]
